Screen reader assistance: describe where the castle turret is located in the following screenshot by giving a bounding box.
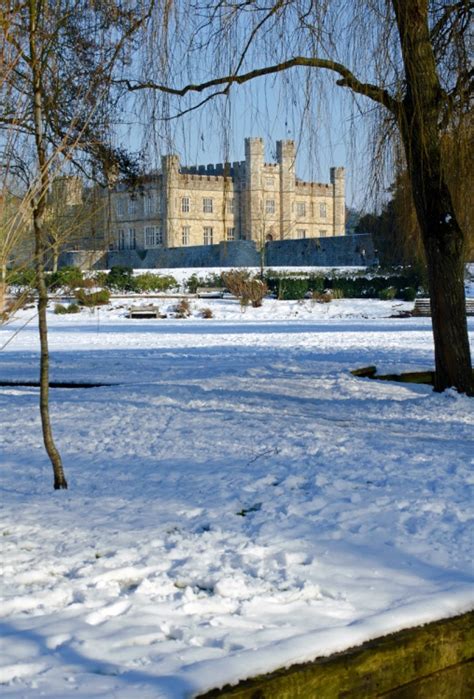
[330,166,345,236]
[244,137,264,241]
[277,140,296,239]
[161,154,180,247]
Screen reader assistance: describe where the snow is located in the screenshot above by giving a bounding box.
[1,293,473,698]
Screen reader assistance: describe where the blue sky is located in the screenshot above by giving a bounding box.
[121,67,381,212]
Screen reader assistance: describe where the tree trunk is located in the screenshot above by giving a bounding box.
[393,0,473,395]
[52,245,59,273]
[35,221,68,489]
[0,262,6,316]
[29,0,68,488]
[405,157,473,394]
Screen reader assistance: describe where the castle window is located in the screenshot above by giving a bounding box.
[144,195,153,216]
[116,199,125,217]
[265,199,275,214]
[182,226,190,245]
[155,195,162,214]
[296,201,306,217]
[181,196,190,213]
[226,227,235,241]
[203,197,213,213]
[118,228,136,249]
[320,203,327,218]
[128,197,138,215]
[145,226,162,248]
[203,226,213,245]
[227,198,235,214]
[319,230,328,237]
[296,229,306,239]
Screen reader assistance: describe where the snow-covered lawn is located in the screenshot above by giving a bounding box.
[1,296,473,698]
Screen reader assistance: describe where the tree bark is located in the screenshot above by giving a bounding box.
[393,0,473,394]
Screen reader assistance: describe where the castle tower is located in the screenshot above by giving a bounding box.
[244,137,264,241]
[330,166,345,236]
[161,154,180,247]
[276,140,296,239]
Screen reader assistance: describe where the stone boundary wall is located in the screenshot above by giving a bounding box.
[265,233,375,268]
[62,234,376,270]
[106,240,260,269]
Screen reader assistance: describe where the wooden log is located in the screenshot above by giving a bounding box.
[198,611,474,698]
[350,365,377,378]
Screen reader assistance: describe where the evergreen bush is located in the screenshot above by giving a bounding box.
[47,266,84,291]
[6,268,36,288]
[54,303,81,314]
[378,286,398,300]
[75,289,110,306]
[106,266,136,291]
[400,286,417,301]
[134,273,178,292]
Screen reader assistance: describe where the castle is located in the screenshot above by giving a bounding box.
[109,137,345,251]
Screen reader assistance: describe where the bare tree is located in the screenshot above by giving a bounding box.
[125,0,473,394]
[1,0,152,488]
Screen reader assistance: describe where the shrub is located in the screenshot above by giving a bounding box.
[378,286,398,300]
[247,279,267,307]
[277,277,309,300]
[106,266,136,291]
[201,307,213,318]
[91,271,109,287]
[265,276,306,299]
[265,274,325,300]
[54,303,81,314]
[47,266,84,291]
[312,291,333,303]
[6,268,36,288]
[134,272,178,292]
[221,270,251,297]
[399,286,417,301]
[222,270,267,307]
[175,298,191,318]
[75,289,110,307]
[186,273,201,294]
[330,287,344,299]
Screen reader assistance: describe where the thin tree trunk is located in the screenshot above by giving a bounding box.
[52,246,59,273]
[0,262,6,316]
[34,220,68,488]
[29,0,68,488]
[394,0,473,395]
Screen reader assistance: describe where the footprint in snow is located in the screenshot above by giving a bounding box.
[84,599,131,626]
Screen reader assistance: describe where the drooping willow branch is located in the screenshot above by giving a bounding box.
[121,55,401,116]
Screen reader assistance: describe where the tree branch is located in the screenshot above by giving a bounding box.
[122,56,401,115]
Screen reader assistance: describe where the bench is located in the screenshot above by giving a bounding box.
[127,305,161,318]
[413,298,474,316]
[196,287,225,299]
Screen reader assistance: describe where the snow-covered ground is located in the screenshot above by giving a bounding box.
[1,295,473,698]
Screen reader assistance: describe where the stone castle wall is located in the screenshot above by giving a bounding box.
[101,234,375,270]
